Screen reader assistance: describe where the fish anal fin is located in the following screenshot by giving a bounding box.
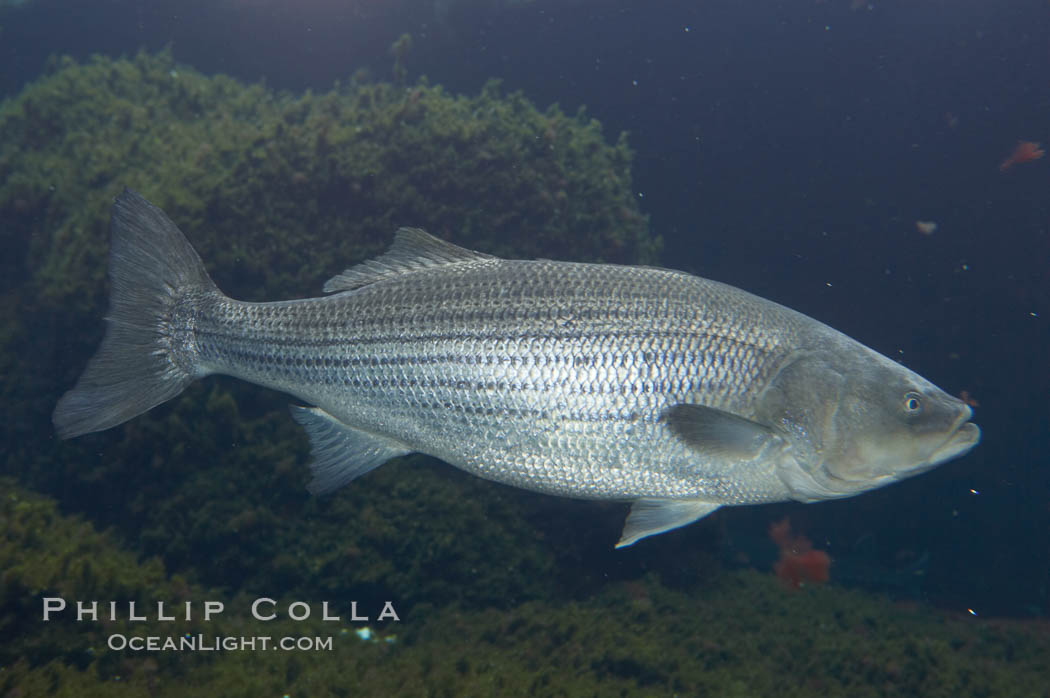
[323,228,496,293]
[290,406,412,494]
[615,498,721,548]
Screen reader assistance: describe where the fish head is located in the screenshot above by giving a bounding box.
[758,345,980,501]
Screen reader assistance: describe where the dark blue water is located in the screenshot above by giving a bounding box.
[2,0,1048,667]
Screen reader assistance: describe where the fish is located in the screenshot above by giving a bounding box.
[53,189,981,547]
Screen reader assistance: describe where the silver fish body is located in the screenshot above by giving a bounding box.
[54,190,980,546]
[193,257,801,503]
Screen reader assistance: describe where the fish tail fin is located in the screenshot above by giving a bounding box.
[53,189,219,439]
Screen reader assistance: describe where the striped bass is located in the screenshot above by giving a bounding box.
[54,190,980,546]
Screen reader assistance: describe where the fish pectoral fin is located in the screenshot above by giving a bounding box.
[663,403,775,460]
[323,228,497,292]
[615,498,721,548]
[290,406,412,495]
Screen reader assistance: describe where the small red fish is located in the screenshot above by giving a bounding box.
[999,141,1045,172]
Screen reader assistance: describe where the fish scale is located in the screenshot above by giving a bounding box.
[54,190,980,547]
[186,258,794,502]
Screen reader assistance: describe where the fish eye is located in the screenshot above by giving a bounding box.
[903,392,923,415]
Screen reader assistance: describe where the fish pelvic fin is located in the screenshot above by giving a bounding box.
[52,189,218,439]
[615,498,721,548]
[290,406,413,494]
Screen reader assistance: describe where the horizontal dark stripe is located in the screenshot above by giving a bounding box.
[195,344,749,371]
[194,327,771,363]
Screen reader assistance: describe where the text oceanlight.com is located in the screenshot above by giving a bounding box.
[107,634,335,652]
[41,597,400,653]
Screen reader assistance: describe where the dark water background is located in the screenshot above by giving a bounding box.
[2,0,1047,618]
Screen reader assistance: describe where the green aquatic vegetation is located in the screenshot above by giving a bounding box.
[0,480,192,674]
[4,496,1047,698]
[0,49,654,311]
[0,49,653,612]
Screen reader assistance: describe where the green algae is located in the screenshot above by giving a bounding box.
[0,49,654,310]
[3,483,1048,696]
[0,49,650,619]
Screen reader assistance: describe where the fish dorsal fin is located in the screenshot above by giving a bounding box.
[323,227,496,293]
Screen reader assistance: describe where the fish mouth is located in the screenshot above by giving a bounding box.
[928,420,981,465]
[895,412,981,480]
